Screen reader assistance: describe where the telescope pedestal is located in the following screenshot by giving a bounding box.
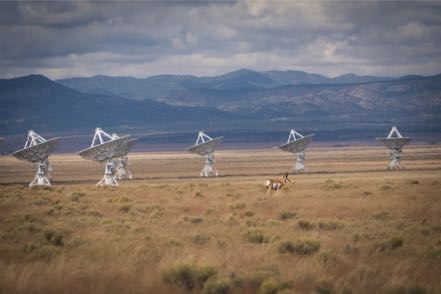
[388,148,403,170]
[115,156,132,180]
[201,153,218,177]
[293,150,308,173]
[29,160,51,187]
[97,160,118,186]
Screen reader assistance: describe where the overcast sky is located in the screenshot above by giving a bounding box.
[1,0,441,79]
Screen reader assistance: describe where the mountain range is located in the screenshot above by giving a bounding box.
[0,75,236,135]
[1,69,441,148]
[57,69,395,100]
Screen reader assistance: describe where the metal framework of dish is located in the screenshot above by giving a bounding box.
[278,129,314,173]
[77,128,132,186]
[376,126,412,170]
[187,131,223,177]
[12,130,59,187]
[114,138,137,180]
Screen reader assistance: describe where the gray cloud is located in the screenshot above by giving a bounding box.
[0,0,440,79]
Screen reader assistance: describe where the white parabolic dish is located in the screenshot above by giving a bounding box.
[278,134,314,153]
[12,138,60,162]
[187,136,223,156]
[77,135,130,162]
[376,137,412,149]
[119,138,137,156]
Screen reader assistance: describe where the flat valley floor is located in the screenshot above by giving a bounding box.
[1,146,440,293]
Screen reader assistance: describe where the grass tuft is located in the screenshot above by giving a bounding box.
[279,211,296,221]
[162,264,217,290]
[315,280,334,294]
[120,204,131,213]
[44,230,64,247]
[243,229,269,244]
[278,240,320,255]
[318,220,344,230]
[297,219,314,230]
[190,234,210,245]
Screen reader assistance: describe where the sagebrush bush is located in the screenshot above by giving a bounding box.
[279,211,296,221]
[319,220,343,230]
[278,240,320,255]
[324,179,342,189]
[190,234,210,245]
[260,277,292,294]
[119,205,131,212]
[71,191,85,198]
[390,237,404,249]
[389,286,426,294]
[231,203,246,210]
[243,229,268,244]
[297,219,314,230]
[44,230,64,246]
[380,184,393,191]
[162,264,217,290]
[315,280,334,294]
[243,210,255,217]
[202,276,231,294]
[375,237,404,252]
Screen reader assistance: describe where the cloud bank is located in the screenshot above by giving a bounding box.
[1,0,440,79]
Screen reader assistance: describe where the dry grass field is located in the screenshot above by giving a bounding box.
[1,146,441,293]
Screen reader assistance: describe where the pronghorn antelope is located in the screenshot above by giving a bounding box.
[265,173,291,191]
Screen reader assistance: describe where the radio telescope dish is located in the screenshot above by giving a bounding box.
[278,129,314,173]
[12,130,59,187]
[78,128,133,186]
[114,138,137,180]
[187,131,223,177]
[376,126,412,170]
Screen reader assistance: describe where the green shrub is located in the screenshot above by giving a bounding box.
[70,194,80,202]
[380,184,393,191]
[389,286,426,294]
[279,211,296,221]
[162,264,217,290]
[278,240,320,255]
[315,280,334,294]
[372,211,389,220]
[260,277,292,294]
[33,198,51,206]
[120,205,131,212]
[44,230,64,246]
[243,211,255,217]
[390,237,404,249]
[243,230,269,244]
[231,203,246,210]
[375,237,404,252]
[297,219,314,230]
[202,276,231,294]
[318,220,343,230]
[191,217,203,224]
[324,179,342,189]
[73,191,86,196]
[190,234,210,245]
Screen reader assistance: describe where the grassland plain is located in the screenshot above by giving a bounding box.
[0,146,441,293]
